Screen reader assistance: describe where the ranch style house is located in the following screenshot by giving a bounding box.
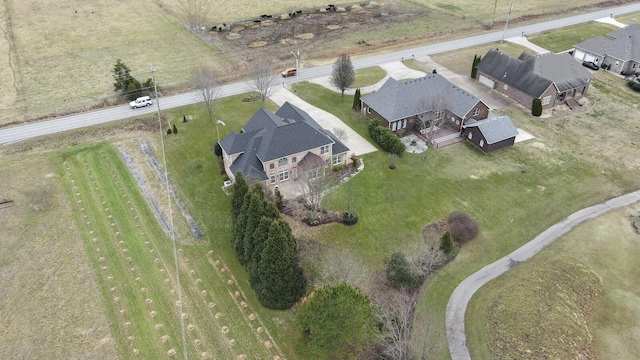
[359,74,490,135]
[219,102,350,192]
[475,49,593,111]
[573,24,640,76]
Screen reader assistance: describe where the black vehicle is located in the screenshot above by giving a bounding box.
[582,61,599,70]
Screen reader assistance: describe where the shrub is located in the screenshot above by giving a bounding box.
[166,128,172,135]
[213,143,222,156]
[385,252,418,290]
[342,211,358,225]
[172,123,178,134]
[627,80,640,92]
[448,211,479,244]
[440,231,454,255]
[350,154,359,169]
[531,98,542,117]
[367,120,405,155]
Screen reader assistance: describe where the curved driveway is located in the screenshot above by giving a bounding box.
[446,189,640,360]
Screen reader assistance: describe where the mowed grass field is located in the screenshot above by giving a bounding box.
[57,143,291,359]
[468,204,640,360]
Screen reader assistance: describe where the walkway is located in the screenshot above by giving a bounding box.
[269,87,377,156]
[446,189,640,360]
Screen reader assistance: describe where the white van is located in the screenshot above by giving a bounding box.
[130,96,152,109]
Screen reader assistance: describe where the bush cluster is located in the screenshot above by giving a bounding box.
[342,211,358,225]
[627,80,640,92]
[367,120,405,155]
[448,211,479,244]
[385,252,418,290]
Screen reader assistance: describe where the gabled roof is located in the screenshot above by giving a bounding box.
[360,74,485,122]
[463,116,518,144]
[219,102,350,181]
[574,24,640,62]
[476,49,592,96]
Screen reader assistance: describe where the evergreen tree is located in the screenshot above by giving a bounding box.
[232,191,252,263]
[172,123,178,134]
[471,54,478,78]
[257,218,306,309]
[532,98,543,117]
[231,172,248,223]
[248,216,275,292]
[352,88,362,111]
[242,185,267,265]
[296,283,378,358]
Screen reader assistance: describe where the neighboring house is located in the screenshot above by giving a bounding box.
[475,49,593,111]
[461,116,519,154]
[219,101,350,190]
[573,24,640,75]
[360,74,490,134]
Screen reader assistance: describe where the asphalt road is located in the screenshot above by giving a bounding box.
[2,3,640,145]
[446,189,640,360]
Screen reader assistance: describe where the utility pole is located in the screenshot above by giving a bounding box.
[500,3,514,44]
[291,49,300,83]
[490,0,498,28]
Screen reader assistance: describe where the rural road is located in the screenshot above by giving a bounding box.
[446,189,640,360]
[2,2,640,145]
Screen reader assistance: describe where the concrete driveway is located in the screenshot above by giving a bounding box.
[309,61,427,95]
[269,87,377,156]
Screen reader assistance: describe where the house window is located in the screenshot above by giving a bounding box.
[279,169,289,181]
[333,154,343,165]
[434,110,444,119]
[503,84,508,90]
[392,122,397,131]
[542,95,552,105]
[269,163,274,169]
[634,63,637,69]
[279,158,288,167]
[270,174,276,184]
[292,156,297,163]
[473,108,480,116]
[320,145,329,154]
[292,167,298,179]
[480,139,484,147]
[403,119,407,129]
[366,107,371,114]
[468,132,472,139]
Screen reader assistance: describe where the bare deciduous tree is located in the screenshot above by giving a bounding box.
[251,61,278,106]
[331,54,355,98]
[176,0,212,31]
[376,292,415,360]
[414,96,452,147]
[295,158,334,220]
[410,238,445,279]
[320,247,367,287]
[192,65,219,123]
[333,127,348,141]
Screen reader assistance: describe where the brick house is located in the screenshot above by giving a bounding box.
[461,116,519,154]
[360,74,490,134]
[475,49,593,110]
[219,102,350,191]
[573,24,640,76]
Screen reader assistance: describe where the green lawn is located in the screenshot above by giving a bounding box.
[352,66,387,88]
[288,76,640,358]
[467,205,640,360]
[527,22,619,53]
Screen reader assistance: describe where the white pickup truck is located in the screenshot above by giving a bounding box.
[129,96,152,109]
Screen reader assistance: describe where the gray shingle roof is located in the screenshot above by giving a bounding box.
[463,116,518,144]
[360,74,485,122]
[476,49,592,97]
[574,24,640,61]
[219,102,350,181]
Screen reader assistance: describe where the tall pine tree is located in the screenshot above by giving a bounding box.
[231,172,248,224]
[257,218,306,309]
[232,190,252,263]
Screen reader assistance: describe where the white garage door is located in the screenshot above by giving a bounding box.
[478,75,495,88]
[574,49,585,61]
[584,53,596,63]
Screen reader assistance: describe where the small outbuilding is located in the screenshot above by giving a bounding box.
[461,116,519,154]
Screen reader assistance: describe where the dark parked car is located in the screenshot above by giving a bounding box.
[582,61,599,70]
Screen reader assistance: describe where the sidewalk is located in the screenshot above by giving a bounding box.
[269,87,377,156]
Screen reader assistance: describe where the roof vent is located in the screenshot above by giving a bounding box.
[503,72,507,78]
